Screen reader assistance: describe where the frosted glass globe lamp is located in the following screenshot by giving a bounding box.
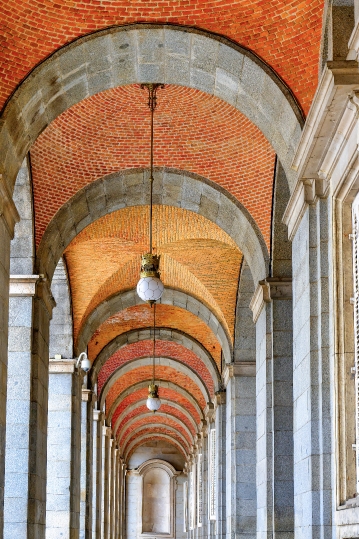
[146,383,161,412]
[137,253,164,304]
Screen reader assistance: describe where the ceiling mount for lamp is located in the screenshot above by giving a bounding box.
[136,83,165,305]
[146,302,161,412]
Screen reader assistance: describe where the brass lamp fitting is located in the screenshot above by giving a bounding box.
[140,253,161,279]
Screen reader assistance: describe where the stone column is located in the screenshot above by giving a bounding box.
[46,358,82,539]
[291,200,334,539]
[223,363,256,539]
[200,422,208,539]
[92,410,104,539]
[214,391,226,539]
[102,427,111,539]
[250,277,294,539]
[5,276,54,539]
[108,439,115,539]
[80,390,95,539]
[0,175,20,538]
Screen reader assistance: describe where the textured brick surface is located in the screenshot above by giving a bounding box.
[0,1,323,114]
[89,303,222,365]
[123,425,190,455]
[111,387,201,428]
[31,85,275,248]
[115,403,196,439]
[120,415,192,448]
[126,435,187,460]
[98,340,215,397]
[106,365,206,412]
[63,204,241,345]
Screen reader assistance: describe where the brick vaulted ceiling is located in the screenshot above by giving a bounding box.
[0,0,324,114]
[2,1,325,459]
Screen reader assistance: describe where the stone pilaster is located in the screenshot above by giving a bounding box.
[92,410,104,539]
[0,182,19,539]
[5,275,54,539]
[79,389,95,539]
[223,363,256,539]
[250,277,294,539]
[101,426,112,539]
[46,358,82,539]
[214,390,226,539]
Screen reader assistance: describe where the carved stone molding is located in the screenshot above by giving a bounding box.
[222,362,256,387]
[204,402,215,424]
[250,277,292,323]
[103,426,112,438]
[213,390,226,410]
[82,389,96,403]
[93,409,103,422]
[0,174,20,239]
[9,275,39,297]
[49,358,76,374]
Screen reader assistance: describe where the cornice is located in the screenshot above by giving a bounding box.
[49,358,76,374]
[9,275,39,297]
[250,278,292,323]
[222,362,256,387]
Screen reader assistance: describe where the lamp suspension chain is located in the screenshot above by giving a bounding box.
[152,301,156,383]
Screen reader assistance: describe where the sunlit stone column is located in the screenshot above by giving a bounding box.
[224,363,256,539]
[102,426,112,539]
[46,358,82,539]
[214,391,226,539]
[5,276,54,539]
[80,389,95,539]
[0,175,19,538]
[92,410,104,539]
[250,278,294,539]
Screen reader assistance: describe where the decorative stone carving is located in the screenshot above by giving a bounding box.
[9,274,39,297]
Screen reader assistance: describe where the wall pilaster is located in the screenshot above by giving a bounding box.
[250,277,294,539]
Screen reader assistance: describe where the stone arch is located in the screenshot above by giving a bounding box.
[0,25,303,198]
[37,168,268,302]
[10,157,34,274]
[125,434,187,461]
[99,356,211,409]
[233,260,256,362]
[97,339,216,397]
[92,326,221,390]
[107,380,204,424]
[49,257,73,359]
[113,398,198,439]
[78,287,231,363]
[118,412,195,447]
[122,424,190,455]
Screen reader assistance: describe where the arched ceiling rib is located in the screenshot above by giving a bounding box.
[97,340,216,398]
[88,304,222,367]
[125,434,187,461]
[114,400,198,439]
[32,85,275,246]
[119,414,194,449]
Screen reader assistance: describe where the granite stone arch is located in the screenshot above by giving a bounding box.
[92,326,221,390]
[125,434,187,461]
[78,287,232,363]
[99,356,211,409]
[0,24,303,197]
[118,412,195,447]
[37,167,269,306]
[113,398,198,438]
[122,423,191,455]
[107,379,204,424]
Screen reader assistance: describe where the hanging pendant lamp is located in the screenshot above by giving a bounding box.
[146,302,161,412]
[136,83,165,304]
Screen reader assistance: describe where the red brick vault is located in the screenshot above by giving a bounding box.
[0,0,324,113]
[1,0,322,461]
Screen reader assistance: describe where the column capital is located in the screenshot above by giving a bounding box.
[250,277,292,323]
[204,402,215,424]
[213,389,226,410]
[103,426,112,438]
[283,178,329,240]
[9,275,40,296]
[93,409,104,422]
[222,362,256,387]
[81,388,96,402]
[49,358,76,374]
[198,419,208,438]
[0,174,20,239]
